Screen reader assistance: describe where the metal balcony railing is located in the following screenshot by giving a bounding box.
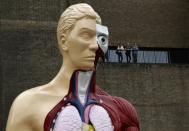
[103,48,189,64]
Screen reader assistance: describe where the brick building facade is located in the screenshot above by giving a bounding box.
[1,0,189,130]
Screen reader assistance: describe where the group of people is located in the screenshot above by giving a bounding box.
[116,43,139,63]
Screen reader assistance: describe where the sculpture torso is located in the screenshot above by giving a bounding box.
[45,70,114,131]
[44,70,140,131]
[6,70,139,131]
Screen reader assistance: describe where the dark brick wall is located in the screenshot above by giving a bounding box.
[1,0,189,47]
[1,0,189,130]
[1,0,62,21]
[0,52,2,129]
[91,0,189,47]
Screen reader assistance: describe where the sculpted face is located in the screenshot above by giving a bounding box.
[64,17,98,70]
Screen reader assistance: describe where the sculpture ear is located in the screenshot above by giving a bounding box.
[60,34,68,51]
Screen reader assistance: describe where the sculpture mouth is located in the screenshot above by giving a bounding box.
[85,56,95,60]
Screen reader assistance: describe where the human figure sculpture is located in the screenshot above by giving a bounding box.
[6,3,140,131]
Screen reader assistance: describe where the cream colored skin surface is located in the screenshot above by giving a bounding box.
[6,17,98,131]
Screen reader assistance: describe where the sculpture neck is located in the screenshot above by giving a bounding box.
[67,70,96,105]
[50,57,97,98]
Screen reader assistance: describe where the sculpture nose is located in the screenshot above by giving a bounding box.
[89,40,98,52]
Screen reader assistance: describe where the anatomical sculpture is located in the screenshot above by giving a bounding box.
[6,3,139,131]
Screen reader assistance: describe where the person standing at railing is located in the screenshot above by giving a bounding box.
[125,43,132,63]
[116,45,124,63]
[132,43,139,63]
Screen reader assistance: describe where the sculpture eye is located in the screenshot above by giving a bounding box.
[96,24,109,53]
[80,32,91,39]
[97,35,108,46]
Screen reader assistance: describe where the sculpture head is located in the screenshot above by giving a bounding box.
[57,3,102,70]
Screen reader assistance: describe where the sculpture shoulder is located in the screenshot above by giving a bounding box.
[9,87,42,115]
[96,87,138,120]
[112,96,138,117]
[6,84,53,131]
[96,87,139,129]
[111,96,140,129]
[10,85,50,111]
